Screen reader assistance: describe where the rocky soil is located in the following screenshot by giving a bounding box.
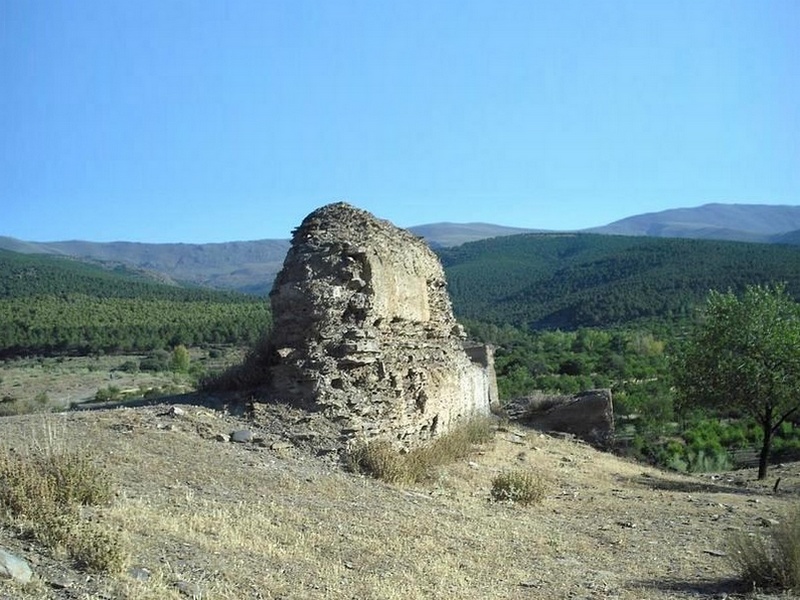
[1,398,798,600]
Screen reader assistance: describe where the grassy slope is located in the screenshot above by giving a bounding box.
[1,404,797,599]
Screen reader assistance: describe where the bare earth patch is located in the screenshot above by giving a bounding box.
[1,402,798,600]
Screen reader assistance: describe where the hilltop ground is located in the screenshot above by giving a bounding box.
[1,396,798,600]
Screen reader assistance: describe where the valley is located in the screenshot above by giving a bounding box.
[1,203,800,598]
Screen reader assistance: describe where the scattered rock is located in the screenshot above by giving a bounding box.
[169,406,186,417]
[758,517,780,527]
[0,547,33,584]
[46,575,75,590]
[128,566,151,581]
[702,549,728,557]
[175,580,203,598]
[230,429,253,443]
[270,441,293,451]
[505,389,615,448]
[214,433,230,442]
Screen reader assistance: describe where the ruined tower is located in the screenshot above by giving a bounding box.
[266,202,497,447]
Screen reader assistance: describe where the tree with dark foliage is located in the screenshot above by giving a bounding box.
[674,284,800,479]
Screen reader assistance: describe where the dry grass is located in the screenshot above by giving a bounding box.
[490,469,548,505]
[0,421,125,574]
[345,416,495,483]
[1,407,799,599]
[728,505,800,592]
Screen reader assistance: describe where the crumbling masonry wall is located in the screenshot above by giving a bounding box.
[265,202,497,447]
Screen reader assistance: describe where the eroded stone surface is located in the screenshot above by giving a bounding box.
[264,202,497,448]
[505,389,615,448]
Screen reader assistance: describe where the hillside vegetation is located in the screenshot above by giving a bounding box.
[440,233,800,328]
[0,250,270,357]
[4,232,800,355]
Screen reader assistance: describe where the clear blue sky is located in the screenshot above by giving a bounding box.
[2,0,798,243]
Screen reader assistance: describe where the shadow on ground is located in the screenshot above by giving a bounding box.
[71,390,251,415]
[627,473,763,496]
[633,576,752,598]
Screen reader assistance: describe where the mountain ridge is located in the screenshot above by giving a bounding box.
[2,203,799,294]
[587,202,800,242]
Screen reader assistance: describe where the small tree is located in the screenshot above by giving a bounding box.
[170,345,191,373]
[673,284,800,479]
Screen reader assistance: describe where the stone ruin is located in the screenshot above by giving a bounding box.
[504,389,615,448]
[263,202,498,449]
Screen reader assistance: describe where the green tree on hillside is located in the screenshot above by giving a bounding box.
[170,345,191,373]
[673,284,800,479]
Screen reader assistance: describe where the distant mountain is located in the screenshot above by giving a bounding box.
[772,229,800,245]
[407,223,540,248]
[3,203,800,295]
[0,238,292,295]
[0,224,537,294]
[5,230,800,331]
[587,203,800,242]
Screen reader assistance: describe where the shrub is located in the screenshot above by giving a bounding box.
[490,469,547,506]
[202,333,272,391]
[139,349,171,372]
[94,385,121,403]
[71,522,127,573]
[0,442,122,573]
[116,360,140,374]
[728,506,800,592]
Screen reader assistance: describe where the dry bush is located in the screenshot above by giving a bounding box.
[201,332,272,391]
[71,522,128,573]
[347,417,495,484]
[728,506,800,592]
[0,398,38,417]
[0,435,125,573]
[346,440,410,484]
[0,447,112,513]
[490,469,548,506]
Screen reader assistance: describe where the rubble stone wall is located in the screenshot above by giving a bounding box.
[265,202,497,448]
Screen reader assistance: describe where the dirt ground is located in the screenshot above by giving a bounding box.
[1,397,798,600]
